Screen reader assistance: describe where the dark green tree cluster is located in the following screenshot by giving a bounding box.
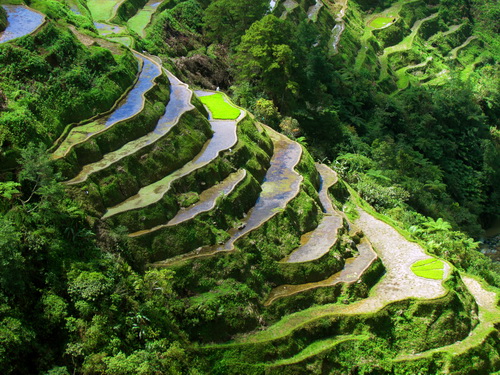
[0,6,7,32]
[0,145,197,374]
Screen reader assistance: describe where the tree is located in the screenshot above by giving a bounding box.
[235,15,297,108]
[203,0,269,46]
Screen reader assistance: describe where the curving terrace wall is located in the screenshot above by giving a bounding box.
[112,0,149,23]
[0,6,7,32]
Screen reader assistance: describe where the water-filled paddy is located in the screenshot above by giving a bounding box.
[52,54,161,159]
[0,5,44,44]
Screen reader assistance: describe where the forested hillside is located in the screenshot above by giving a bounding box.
[0,0,499,373]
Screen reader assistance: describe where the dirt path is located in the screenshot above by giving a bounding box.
[354,208,449,303]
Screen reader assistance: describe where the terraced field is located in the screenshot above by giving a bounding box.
[127,0,161,37]
[0,4,45,43]
[352,0,481,90]
[7,0,495,372]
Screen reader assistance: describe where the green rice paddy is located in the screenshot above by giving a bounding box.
[87,0,120,21]
[198,93,241,120]
[369,17,394,29]
[411,258,445,280]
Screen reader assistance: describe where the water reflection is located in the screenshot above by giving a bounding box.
[0,5,44,44]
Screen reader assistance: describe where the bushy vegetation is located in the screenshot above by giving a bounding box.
[1,0,499,373]
[0,21,137,157]
[0,6,7,32]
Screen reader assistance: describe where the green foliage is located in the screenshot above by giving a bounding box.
[0,0,499,373]
[370,17,394,29]
[142,1,205,57]
[203,0,269,46]
[198,93,241,119]
[0,22,136,152]
[0,6,7,32]
[235,15,297,108]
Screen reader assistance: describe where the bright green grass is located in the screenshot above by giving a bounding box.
[107,36,133,47]
[412,258,437,267]
[370,17,394,29]
[87,0,120,21]
[128,9,152,36]
[411,258,444,280]
[198,93,241,120]
[269,335,369,367]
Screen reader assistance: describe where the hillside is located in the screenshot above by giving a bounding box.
[0,0,499,374]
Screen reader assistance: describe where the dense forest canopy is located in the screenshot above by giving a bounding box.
[0,0,499,373]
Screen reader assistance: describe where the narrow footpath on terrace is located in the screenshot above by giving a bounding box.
[0,4,45,43]
[150,125,303,267]
[102,91,243,219]
[52,53,162,159]
[449,35,478,59]
[234,207,450,344]
[66,71,194,185]
[395,56,433,89]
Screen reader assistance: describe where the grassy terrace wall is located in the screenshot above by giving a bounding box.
[0,6,7,32]
[79,109,213,210]
[0,22,137,168]
[105,115,273,230]
[127,171,263,266]
[334,10,363,65]
[373,18,410,48]
[165,187,324,342]
[200,272,477,372]
[54,71,170,179]
[112,0,149,24]
[267,245,384,319]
